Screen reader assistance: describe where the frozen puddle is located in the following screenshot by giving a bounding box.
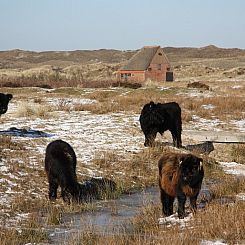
[47,187,159,243]
[46,185,210,244]
[0,127,54,138]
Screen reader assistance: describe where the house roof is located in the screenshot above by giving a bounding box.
[120,46,160,71]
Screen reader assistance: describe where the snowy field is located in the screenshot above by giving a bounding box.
[0,86,244,244]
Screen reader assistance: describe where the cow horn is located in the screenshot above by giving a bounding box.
[179,160,182,165]
[199,160,203,171]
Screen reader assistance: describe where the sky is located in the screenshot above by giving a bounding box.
[0,0,245,51]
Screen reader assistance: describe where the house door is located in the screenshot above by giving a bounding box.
[166,72,173,82]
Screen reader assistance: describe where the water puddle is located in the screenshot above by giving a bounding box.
[0,127,54,138]
[46,185,211,244]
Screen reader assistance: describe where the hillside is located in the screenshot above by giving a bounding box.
[0,45,245,87]
[1,45,245,68]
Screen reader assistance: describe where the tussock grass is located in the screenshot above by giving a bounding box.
[1,83,245,244]
[79,87,178,114]
[92,146,170,192]
[65,201,245,245]
[55,98,73,111]
[231,144,245,164]
[15,102,51,118]
[0,136,25,151]
[192,202,245,244]
[210,176,245,199]
[131,204,160,233]
[0,227,49,245]
[50,85,244,124]
[180,95,245,120]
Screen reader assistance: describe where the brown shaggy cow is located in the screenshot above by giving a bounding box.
[158,153,204,219]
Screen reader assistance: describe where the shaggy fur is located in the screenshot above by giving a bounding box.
[139,101,182,148]
[45,140,116,203]
[78,177,116,202]
[158,152,204,218]
[0,93,13,115]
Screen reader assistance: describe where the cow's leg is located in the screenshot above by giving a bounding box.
[48,177,59,201]
[176,122,182,148]
[61,186,71,203]
[177,192,186,219]
[160,189,174,216]
[176,129,182,148]
[170,129,182,148]
[170,130,178,147]
[190,194,198,213]
[169,196,175,215]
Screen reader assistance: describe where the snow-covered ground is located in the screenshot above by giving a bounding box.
[0,87,244,244]
[0,95,144,165]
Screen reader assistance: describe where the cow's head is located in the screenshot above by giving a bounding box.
[0,93,13,115]
[144,130,158,147]
[179,154,203,184]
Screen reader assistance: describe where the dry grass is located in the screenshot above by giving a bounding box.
[57,85,245,123]
[0,228,49,245]
[91,146,171,192]
[64,201,245,245]
[180,95,245,120]
[0,78,244,244]
[15,102,52,118]
[210,176,245,199]
[231,144,245,164]
[192,202,245,244]
[0,73,83,89]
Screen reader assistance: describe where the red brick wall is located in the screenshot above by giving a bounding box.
[145,64,171,81]
[117,70,145,82]
[117,47,173,82]
[145,48,172,82]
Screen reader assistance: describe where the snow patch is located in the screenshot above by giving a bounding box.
[236,193,245,201]
[158,213,193,228]
[219,162,245,176]
[190,115,225,131]
[200,240,227,245]
[201,104,216,110]
[230,119,245,132]
[231,85,242,89]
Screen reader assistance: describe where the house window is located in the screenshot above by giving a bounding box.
[148,67,152,71]
[127,73,131,77]
[158,53,162,56]
[167,67,170,71]
[158,64,161,70]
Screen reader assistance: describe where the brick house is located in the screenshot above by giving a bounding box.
[117,46,173,82]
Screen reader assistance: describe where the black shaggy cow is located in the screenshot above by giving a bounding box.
[139,101,182,148]
[0,93,13,115]
[158,152,204,219]
[45,139,116,203]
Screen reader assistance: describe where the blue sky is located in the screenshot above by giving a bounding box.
[0,0,245,51]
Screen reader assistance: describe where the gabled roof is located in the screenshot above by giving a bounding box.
[120,46,160,71]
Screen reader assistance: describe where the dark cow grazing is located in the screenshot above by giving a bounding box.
[45,139,116,203]
[139,101,182,148]
[0,93,13,115]
[158,152,204,219]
